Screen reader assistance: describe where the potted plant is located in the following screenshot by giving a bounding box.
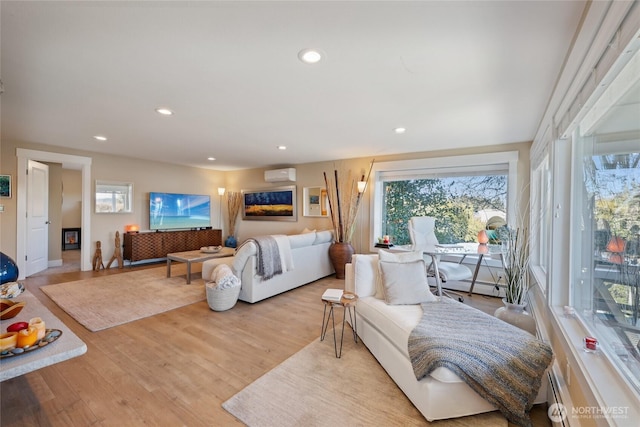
[494,225,536,334]
[323,161,373,278]
[225,191,242,248]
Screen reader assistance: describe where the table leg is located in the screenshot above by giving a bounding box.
[430,254,443,297]
[468,254,484,295]
[186,261,192,284]
[166,258,172,278]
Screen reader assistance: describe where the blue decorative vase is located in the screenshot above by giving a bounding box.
[0,252,20,284]
[225,236,237,248]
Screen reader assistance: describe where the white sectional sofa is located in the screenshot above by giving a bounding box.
[202,230,334,303]
[344,253,546,422]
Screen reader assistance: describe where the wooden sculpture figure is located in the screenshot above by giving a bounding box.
[106,231,124,269]
[93,241,105,271]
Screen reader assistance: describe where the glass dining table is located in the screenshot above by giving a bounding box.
[422,243,504,299]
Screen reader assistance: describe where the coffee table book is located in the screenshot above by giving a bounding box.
[322,289,343,303]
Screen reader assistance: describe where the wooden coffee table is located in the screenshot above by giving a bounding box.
[166,248,235,284]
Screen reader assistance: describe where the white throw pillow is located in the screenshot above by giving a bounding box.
[375,250,424,299]
[352,254,379,297]
[302,227,316,234]
[313,230,333,245]
[378,259,437,305]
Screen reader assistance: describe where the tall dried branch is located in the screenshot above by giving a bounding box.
[226,191,242,237]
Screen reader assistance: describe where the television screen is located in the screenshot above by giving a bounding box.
[149,192,211,230]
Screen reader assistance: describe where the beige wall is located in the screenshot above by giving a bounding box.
[1,138,530,267]
[62,169,82,229]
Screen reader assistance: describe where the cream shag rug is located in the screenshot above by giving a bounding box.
[223,334,510,427]
[41,265,205,332]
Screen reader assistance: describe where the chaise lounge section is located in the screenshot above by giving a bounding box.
[344,253,548,423]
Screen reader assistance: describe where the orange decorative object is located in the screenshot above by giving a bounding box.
[16,326,39,348]
[477,229,489,244]
[0,332,18,352]
[125,224,140,233]
[608,253,625,265]
[29,317,46,340]
[606,236,626,253]
[477,244,489,254]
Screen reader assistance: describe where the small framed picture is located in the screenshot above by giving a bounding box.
[0,175,11,198]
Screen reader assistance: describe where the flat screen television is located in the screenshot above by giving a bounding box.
[149,192,211,230]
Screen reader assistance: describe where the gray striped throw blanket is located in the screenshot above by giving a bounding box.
[241,236,281,280]
[408,298,553,427]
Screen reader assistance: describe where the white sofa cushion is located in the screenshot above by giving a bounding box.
[356,295,462,384]
[314,230,333,245]
[379,259,437,304]
[288,232,316,249]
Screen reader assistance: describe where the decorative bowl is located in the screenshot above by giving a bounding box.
[0,299,26,320]
[0,282,25,299]
[201,246,222,254]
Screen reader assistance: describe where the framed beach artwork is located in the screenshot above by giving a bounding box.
[242,185,297,221]
[0,175,11,198]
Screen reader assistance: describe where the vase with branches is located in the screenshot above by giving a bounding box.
[225,191,242,248]
[323,161,373,278]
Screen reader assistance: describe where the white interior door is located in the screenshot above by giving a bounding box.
[26,160,49,276]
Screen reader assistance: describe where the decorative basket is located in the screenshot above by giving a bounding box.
[206,283,241,312]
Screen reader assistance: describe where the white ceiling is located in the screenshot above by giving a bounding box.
[1,1,587,171]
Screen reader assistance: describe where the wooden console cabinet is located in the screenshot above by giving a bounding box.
[123,229,222,262]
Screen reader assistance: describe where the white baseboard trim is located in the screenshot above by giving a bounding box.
[48,259,63,267]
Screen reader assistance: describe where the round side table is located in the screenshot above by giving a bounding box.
[320,291,358,358]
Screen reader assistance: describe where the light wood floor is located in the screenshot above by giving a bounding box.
[1,252,548,426]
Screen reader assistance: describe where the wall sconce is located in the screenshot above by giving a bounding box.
[357,181,367,193]
[125,224,139,233]
[218,187,226,196]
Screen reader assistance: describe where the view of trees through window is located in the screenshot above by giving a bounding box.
[586,152,640,327]
[382,174,507,245]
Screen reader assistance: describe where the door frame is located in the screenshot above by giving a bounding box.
[16,148,92,278]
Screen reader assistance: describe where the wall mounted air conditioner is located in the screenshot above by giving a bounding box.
[264,168,296,183]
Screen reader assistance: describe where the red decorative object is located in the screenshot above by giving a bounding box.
[477,244,489,254]
[584,336,598,351]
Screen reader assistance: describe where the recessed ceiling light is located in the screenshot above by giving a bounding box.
[93,135,107,141]
[277,145,287,150]
[298,48,323,64]
[394,127,406,134]
[156,108,173,115]
[207,157,216,161]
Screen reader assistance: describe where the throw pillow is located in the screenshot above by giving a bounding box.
[302,227,316,234]
[374,249,424,299]
[379,259,437,305]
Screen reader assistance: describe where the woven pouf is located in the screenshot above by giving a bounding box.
[206,284,241,311]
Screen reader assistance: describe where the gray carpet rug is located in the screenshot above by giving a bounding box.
[41,265,205,331]
[223,333,512,426]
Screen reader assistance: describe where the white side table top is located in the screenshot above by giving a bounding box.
[0,289,87,382]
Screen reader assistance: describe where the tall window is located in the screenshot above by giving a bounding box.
[572,133,640,391]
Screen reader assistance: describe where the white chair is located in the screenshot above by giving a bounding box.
[408,216,472,301]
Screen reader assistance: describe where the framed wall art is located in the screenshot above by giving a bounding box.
[303,186,328,217]
[242,185,297,221]
[0,175,11,198]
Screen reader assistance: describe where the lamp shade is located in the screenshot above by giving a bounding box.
[218,187,226,196]
[357,181,367,193]
[606,236,626,253]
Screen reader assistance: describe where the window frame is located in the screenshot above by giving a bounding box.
[369,151,519,253]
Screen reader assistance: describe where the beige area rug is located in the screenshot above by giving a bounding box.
[223,334,510,427]
[41,265,205,332]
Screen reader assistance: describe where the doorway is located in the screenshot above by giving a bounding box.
[16,148,92,279]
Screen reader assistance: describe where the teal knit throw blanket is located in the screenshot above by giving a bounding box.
[408,298,553,427]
